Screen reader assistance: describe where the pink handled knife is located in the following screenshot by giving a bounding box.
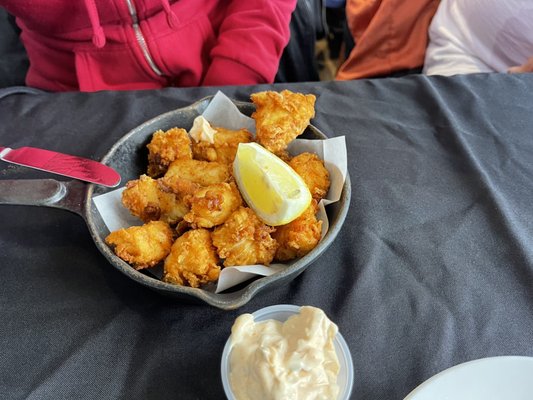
[0,146,121,187]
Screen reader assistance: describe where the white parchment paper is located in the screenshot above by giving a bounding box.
[93,91,347,293]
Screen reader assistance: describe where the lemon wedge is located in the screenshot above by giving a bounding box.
[233,142,312,226]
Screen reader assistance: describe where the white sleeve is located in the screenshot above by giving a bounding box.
[423,0,533,76]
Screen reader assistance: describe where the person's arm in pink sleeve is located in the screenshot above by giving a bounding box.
[202,0,297,86]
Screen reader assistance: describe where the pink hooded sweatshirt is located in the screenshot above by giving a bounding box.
[0,0,296,91]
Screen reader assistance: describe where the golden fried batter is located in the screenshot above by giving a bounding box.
[121,174,189,224]
[105,221,174,270]
[192,126,253,164]
[158,176,200,203]
[163,228,220,288]
[212,207,278,266]
[183,182,243,228]
[251,90,316,155]
[163,158,231,187]
[289,152,330,201]
[273,200,322,262]
[147,127,192,178]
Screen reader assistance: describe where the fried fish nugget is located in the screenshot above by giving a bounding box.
[289,152,330,201]
[163,158,231,187]
[105,221,174,270]
[147,127,192,178]
[121,174,189,224]
[163,228,220,288]
[212,207,278,267]
[273,200,322,262]
[158,176,200,203]
[183,181,243,228]
[251,90,316,155]
[192,126,253,164]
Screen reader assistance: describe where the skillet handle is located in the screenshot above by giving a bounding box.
[0,179,87,216]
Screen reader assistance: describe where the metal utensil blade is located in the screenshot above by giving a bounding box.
[0,146,121,187]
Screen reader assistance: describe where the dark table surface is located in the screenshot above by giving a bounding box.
[1,74,532,400]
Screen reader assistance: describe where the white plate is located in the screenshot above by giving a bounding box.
[404,356,533,400]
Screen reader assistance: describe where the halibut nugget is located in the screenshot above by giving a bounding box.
[105,221,174,269]
[192,126,253,164]
[147,127,192,178]
[289,152,330,201]
[121,174,189,224]
[163,158,231,187]
[273,200,322,262]
[183,181,243,229]
[212,207,278,267]
[251,90,316,155]
[163,229,220,288]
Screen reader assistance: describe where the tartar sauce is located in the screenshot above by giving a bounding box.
[229,306,340,400]
[189,115,216,143]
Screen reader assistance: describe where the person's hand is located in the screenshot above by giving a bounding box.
[508,56,533,73]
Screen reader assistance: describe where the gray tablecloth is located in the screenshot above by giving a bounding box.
[1,74,532,399]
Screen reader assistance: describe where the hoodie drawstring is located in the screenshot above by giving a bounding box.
[84,0,106,48]
[84,0,179,49]
[160,0,180,29]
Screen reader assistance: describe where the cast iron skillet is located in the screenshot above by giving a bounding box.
[0,96,351,310]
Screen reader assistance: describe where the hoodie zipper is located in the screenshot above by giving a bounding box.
[125,0,164,76]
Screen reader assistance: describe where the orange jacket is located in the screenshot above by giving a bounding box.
[336,0,440,80]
